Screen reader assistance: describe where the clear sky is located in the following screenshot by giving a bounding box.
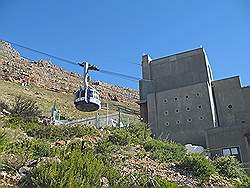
[1,0,250,89]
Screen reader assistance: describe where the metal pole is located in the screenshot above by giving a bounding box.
[83,62,89,102]
[106,103,109,126]
[96,111,100,129]
[118,108,121,127]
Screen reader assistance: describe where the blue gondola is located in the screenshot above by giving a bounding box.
[74,87,101,112]
[74,62,101,112]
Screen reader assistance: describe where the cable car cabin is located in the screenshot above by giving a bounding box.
[74,88,101,112]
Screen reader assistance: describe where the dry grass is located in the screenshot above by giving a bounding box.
[0,80,107,119]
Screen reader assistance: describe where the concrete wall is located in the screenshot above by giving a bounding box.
[140,48,217,146]
[141,48,212,93]
[139,48,250,165]
[206,124,250,165]
[243,87,250,112]
[147,82,215,146]
[212,77,246,127]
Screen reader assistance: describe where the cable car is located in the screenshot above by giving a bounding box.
[74,62,101,112]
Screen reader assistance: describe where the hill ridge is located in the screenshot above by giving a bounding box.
[0,40,139,109]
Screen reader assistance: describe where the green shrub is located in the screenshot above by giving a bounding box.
[108,121,151,146]
[5,117,99,141]
[109,128,131,146]
[213,156,246,179]
[180,153,217,183]
[213,156,250,187]
[4,138,51,169]
[154,176,178,188]
[11,96,41,120]
[0,129,8,152]
[31,150,121,187]
[126,121,152,144]
[144,138,186,162]
[95,140,119,162]
[232,176,250,187]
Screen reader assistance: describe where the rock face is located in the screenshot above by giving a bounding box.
[0,41,139,108]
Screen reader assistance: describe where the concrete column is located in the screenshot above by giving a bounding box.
[142,54,152,80]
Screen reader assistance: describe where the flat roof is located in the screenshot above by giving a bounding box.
[150,47,204,63]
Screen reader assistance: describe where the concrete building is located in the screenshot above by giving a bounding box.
[139,48,250,171]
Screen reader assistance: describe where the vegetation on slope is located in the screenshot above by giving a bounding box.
[0,80,107,119]
[0,96,249,187]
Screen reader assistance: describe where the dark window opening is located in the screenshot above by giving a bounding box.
[165,122,169,126]
[175,109,179,113]
[196,93,200,97]
[198,105,202,109]
[187,118,192,122]
[186,96,189,99]
[164,111,168,115]
[222,147,241,162]
[200,117,204,120]
[228,104,233,109]
[176,120,180,124]
[164,99,167,103]
[186,107,190,111]
[241,120,245,123]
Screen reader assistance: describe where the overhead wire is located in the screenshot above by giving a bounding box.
[1,39,78,66]
[0,39,140,81]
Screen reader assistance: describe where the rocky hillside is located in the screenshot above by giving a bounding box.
[1,117,249,187]
[0,40,139,109]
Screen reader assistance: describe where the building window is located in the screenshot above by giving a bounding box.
[186,95,189,99]
[186,107,190,111]
[196,93,200,97]
[222,149,231,156]
[198,105,202,109]
[176,120,180,124]
[164,99,168,103]
[241,120,245,124]
[228,104,233,109]
[222,147,241,161]
[187,118,192,122]
[174,97,178,101]
[175,109,179,113]
[199,116,204,120]
[164,111,168,116]
[165,122,169,126]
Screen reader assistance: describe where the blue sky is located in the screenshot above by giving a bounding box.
[1,0,250,89]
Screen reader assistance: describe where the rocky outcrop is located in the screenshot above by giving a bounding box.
[0,41,139,108]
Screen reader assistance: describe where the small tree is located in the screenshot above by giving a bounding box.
[11,96,41,120]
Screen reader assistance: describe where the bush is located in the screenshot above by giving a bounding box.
[126,121,152,144]
[154,176,178,188]
[109,128,131,146]
[1,137,50,171]
[95,140,119,162]
[11,96,41,120]
[232,176,250,187]
[5,117,99,141]
[108,121,151,146]
[0,129,8,152]
[213,156,246,179]
[180,153,217,183]
[0,100,10,113]
[144,138,186,162]
[31,149,121,187]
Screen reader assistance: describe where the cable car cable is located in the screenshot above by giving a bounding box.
[1,39,140,81]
